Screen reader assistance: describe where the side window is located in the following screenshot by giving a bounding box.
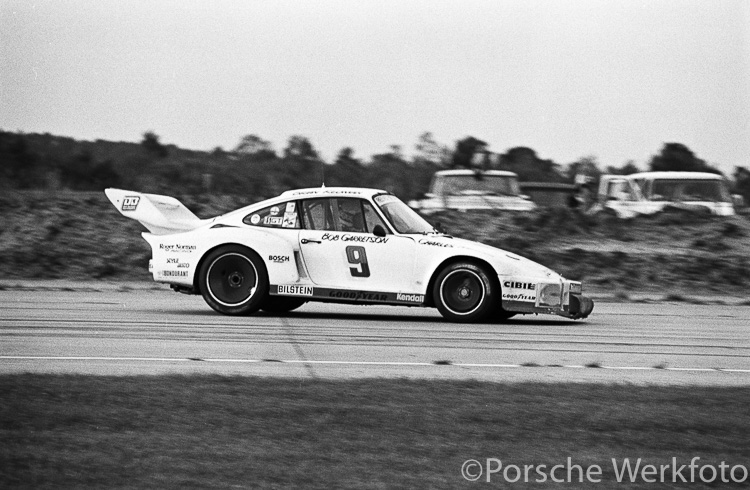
[243,201,300,229]
[300,198,334,231]
[335,198,366,232]
[363,201,389,234]
[607,181,632,201]
[300,197,388,233]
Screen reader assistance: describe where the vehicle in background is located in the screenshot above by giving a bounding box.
[408,169,536,214]
[592,171,735,218]
[519,182,577,208]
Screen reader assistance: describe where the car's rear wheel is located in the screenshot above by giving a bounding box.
[199,245,268,315]
[261,297,307,313]
[433,262,498,323]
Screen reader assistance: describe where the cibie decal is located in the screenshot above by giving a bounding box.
[122,196,140,211]
[503,281,535,290]
[276,285,314,296]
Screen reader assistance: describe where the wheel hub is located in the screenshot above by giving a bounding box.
[228,271,244,288]
[458,286,471,299]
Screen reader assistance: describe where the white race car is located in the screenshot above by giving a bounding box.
[105,187,593,323]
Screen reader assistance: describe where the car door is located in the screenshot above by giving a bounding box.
[297,197,417,292]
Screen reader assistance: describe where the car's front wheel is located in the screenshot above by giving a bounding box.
[433,262,498,323]
[199,245,268,315]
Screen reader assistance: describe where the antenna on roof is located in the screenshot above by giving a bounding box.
[320,160,326,188]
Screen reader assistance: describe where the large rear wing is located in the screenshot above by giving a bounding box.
[105,188,207,235]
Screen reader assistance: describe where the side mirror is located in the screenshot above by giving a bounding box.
[373,224,387,237]
[434,222,447,234]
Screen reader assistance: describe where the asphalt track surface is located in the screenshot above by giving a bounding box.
[1,286,749,385]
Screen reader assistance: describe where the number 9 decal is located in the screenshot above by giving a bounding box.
[346,246,370,277]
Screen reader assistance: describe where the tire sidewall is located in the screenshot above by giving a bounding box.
[433,261,498,323]
[199,245,269,315]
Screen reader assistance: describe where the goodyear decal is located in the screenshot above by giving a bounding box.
[270,285,425,305]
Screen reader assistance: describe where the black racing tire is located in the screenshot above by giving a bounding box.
[199,245,268,315]
[432,261,498,323]
[261,297,307,313]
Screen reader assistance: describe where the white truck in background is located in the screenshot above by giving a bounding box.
[408,169,536,214]
[593,171,735,218]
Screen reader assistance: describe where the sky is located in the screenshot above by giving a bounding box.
[1,0,749,173]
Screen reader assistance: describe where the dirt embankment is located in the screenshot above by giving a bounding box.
[1,191,748,298]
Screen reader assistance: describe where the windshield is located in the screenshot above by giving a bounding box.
[647,179,731,203]
[433,174,521,196]
[374,194,435,234]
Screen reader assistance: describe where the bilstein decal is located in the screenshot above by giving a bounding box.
[276,285,314,296]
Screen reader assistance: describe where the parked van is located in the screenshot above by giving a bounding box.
[408,169,536,214]
[594,171,735,218]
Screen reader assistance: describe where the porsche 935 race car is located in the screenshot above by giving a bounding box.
[105,187,594,323]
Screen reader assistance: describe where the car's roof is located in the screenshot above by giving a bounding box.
[434,169,519,177]
[279,187,388,199]
[627,171,725,180]
[218,186,391,221]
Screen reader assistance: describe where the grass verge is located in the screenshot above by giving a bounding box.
[2,375,749,489]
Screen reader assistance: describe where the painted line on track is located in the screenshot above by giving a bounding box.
[1,356,749,373]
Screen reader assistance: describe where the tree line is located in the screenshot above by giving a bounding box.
[1,129,748,203]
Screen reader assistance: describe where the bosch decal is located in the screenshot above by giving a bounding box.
[269,255,290,263]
